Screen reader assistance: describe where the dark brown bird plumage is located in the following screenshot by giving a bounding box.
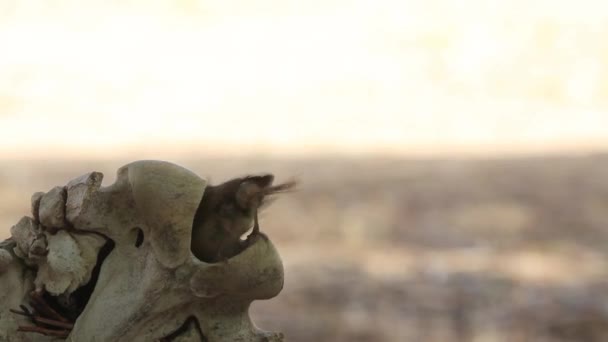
[190,174,295,262]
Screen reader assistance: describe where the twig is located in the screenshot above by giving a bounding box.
[30,291,70,323]
[11,307,74,329]
[17,326,70,338]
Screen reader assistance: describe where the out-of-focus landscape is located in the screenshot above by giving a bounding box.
[2,0,608,341]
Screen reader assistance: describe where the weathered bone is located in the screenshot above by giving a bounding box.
[38,186,67,230]
[0,160,285,341]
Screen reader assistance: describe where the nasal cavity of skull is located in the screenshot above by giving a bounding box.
[69,238,115,321]
[132,227,144,248]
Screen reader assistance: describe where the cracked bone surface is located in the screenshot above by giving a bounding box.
[0,160,285,341]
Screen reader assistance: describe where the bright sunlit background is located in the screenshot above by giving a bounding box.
[2,1,608,341]
[1,0,608,159]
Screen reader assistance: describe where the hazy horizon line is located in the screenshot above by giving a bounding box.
[1,144,607,162]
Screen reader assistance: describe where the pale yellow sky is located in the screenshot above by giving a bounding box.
[1,0,608,159]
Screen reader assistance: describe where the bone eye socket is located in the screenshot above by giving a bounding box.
[132,227,144,248]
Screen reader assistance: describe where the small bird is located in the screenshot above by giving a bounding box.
[190,174,295,263]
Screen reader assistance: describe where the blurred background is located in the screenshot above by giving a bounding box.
[1,0,608,341]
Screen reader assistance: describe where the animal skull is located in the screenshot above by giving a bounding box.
[0,160,285,341]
